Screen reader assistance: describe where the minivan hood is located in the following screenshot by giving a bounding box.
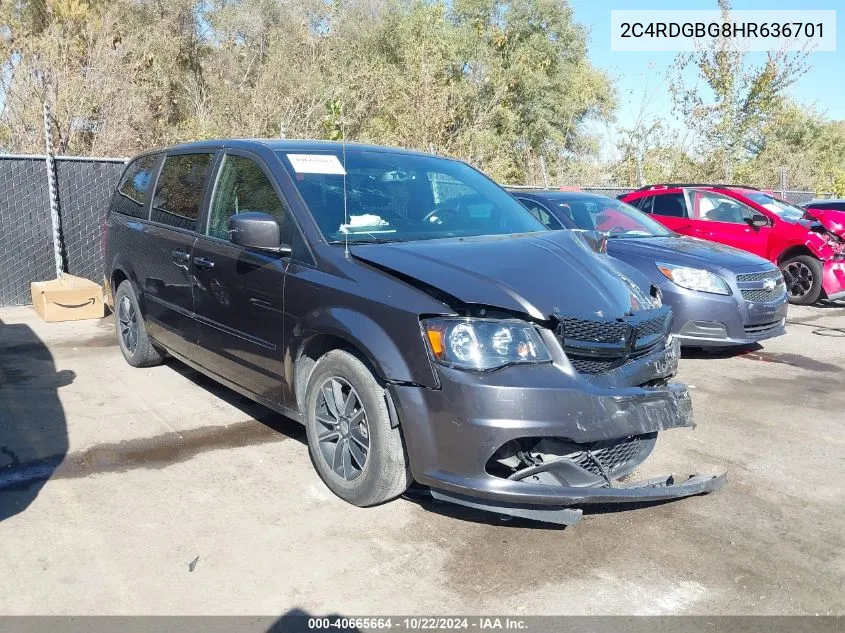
[349,232,654,320]
[606,235,769,270]
[804,208,845,237]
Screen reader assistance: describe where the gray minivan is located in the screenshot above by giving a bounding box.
[104,139,724,525]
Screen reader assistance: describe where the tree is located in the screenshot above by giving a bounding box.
[0,0,615,185]
[668,0,809,181]
[738,102,845,194]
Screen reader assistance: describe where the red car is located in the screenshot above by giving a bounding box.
[621,184,845,304]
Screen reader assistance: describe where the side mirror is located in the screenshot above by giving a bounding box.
[747,214,769,229]
[229,212,291,255]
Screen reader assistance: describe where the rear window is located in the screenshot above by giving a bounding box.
[112,155,156,219]
[151,153,215,230]
[651,193,688,218]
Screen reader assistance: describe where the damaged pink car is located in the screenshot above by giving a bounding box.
[621,185,845,305]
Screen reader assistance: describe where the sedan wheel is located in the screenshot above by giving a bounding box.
[780,255,823,305]
[783,261,813,298]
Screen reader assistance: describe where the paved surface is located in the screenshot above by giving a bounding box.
[0,302,843,615]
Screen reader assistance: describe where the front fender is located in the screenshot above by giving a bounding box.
[294,307,439,389]
[804,231,844,261]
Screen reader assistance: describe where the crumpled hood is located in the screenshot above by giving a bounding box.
[607,235,770,270]
[804,208,845,237]
[349,231,654,320]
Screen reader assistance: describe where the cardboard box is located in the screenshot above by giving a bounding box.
[31,274,104,322]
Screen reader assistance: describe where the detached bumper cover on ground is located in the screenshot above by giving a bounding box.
[429,472,727,525]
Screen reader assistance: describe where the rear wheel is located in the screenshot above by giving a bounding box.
[780,255,823,305]
[304,349,411,507]
[114,280,163,367]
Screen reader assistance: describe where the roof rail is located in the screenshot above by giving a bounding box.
[630,183,762,192]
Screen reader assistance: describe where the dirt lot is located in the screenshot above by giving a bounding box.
[1,302,843,616]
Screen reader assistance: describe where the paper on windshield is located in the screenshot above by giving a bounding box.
[340,214,395,234]
[286,154,346,175]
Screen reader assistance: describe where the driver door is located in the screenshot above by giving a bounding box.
[191,151,294,403]
[687,189,771,257]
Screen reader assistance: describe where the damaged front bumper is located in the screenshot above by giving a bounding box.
[428,472,727,525]
[822,258,845,301]
[389,339,725,525]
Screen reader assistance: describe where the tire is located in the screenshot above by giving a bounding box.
[114,280,164,367]
[780,255,823,305]
[304,349,411,507]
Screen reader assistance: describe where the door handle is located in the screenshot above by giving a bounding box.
[171,249,190,264]
[193,256,215,270]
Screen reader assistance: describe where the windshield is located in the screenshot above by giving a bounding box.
[552,196,673,238]
[276,149,547,243]
[742,191,805,222]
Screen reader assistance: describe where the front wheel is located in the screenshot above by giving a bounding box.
[304,350,411,507]
[780,255,823,305]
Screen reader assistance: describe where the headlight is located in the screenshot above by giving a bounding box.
[422,318,552,371]
[656,262,730,295]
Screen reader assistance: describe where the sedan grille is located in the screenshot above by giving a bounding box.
[556,307,672,375]
[737,269,786,304]
[741,287,786,303]
[736,270,782,283]
[744,320,783,336]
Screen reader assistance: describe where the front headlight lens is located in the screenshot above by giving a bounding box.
[656,262,730,295]
[422,318,552,371]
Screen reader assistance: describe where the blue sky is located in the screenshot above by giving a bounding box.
[570,0,843,156]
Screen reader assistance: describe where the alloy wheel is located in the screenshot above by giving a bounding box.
[314,377,370,481]
[118,295,139,353]
[783,261,814,299]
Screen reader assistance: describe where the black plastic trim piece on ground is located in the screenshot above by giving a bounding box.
[429,489,585,526]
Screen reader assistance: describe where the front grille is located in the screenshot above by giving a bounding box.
[636,312,670,341]
[736,269,783,283]
[737,269,786,304]
[572,436,645,477]
[569,357,618,375]
[557,307,672,375]
[556,316,629,344]
[744,320,783,336]
[741,287,786,303]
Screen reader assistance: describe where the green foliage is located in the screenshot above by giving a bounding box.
[4,0,842,193]
[667,0,809,182]
[0,0,614,183]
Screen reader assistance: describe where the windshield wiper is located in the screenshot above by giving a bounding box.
[328,236,402,244]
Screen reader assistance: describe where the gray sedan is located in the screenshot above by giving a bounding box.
[510,190,788,348]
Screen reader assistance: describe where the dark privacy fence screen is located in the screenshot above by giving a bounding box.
[0,153,833,307]
[0,155,126,306]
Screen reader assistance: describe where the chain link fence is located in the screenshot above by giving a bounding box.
[0,157,54,306]
[0,154,837,307]
[55,158,128,283]
[0,155,126,306]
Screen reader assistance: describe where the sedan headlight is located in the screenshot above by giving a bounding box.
[422,318,552,371]
[656,262,730,295]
